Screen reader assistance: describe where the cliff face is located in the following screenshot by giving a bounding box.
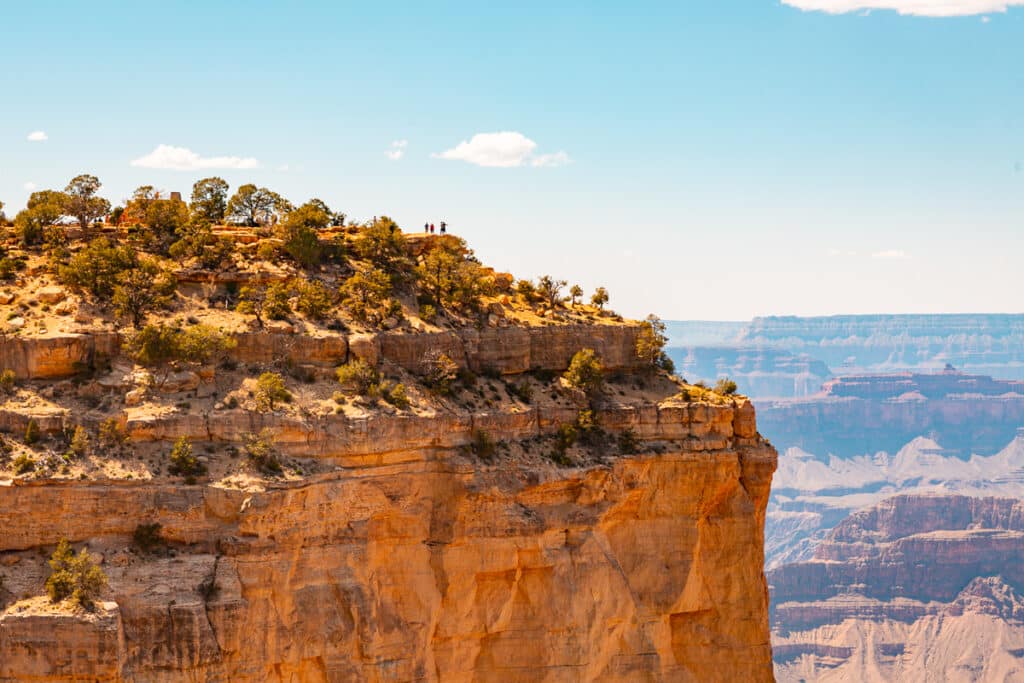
[769,494,1024,682]
[0,323,777,682]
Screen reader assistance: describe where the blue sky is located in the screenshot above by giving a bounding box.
[1,1,1021,320]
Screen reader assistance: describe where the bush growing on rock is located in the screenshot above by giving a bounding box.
[225,184,290,227]
[168,437,205,477]
[231,282,292,325]
[353,217,413,278]
[24,418,40,445]
[635,314,674,374]
[0,369,16,395]
[714,377,738,396]
[244,429,281,474]
[569,284,583,306]
[46,539,107,610]
[133,523,164,554]
[190,177,229,223]
[168,218,233,268]
[618,428,640,455]
[278,203,326,267]
[13,453,35,474]
[420,350,459,394]
[469,430,496,461]
[338,268,392,325]
[254,372,291,411]
[14,190,66,246]
[383,382,410,409]
[416,236,493,313]
[590,286,609,310]
[141,196,190,252]
[126,323,233,384]
[64,174,111,235]
[68,425,90,458]
[98,418,127,449]
[294,278,334,320]
[336,360,380,395]
[536,275,567,309]
[563,348,604,398]
[58,238,137,302]
[112,259,176,328]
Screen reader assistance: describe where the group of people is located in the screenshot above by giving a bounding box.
[424,221,447,234]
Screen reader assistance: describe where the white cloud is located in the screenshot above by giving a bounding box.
[130,144,259,171]
[26,131,47,142]
[872,249,911,260]
[531,151,572,167]
[385,139,408,161]
[828,248,858,256]
[23,182,37,191]
[781,0,1024,16]
[435,131,564,168]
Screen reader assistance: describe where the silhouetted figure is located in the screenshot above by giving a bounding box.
[440,221,447,234]
[430,223,435,234]
[424,222,429,232]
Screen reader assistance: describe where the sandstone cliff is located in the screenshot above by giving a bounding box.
[0,228,777,681]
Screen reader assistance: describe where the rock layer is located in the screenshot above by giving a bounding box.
[0,440,776,681]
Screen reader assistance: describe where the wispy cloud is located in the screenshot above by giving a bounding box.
[531,151,572,167]
[23,182,37,191]
[828,248,858,257]
[434,131,570,168]
[872,249,911,260]
[130,144,259,171]
[26,130,47,142]
[385,140,408,160]
[781,0,1023,16]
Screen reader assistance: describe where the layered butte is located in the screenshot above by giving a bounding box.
[0,228,777,682]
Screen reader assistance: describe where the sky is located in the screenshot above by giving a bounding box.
[0,0,1021,321]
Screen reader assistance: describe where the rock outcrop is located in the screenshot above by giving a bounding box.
[0,321,777,681]
[0,415,776,681]
[769,494,1024,682]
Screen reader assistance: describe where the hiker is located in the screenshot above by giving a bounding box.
[430,223,435,234]
[440,221,447,234]
[424,222,429,232]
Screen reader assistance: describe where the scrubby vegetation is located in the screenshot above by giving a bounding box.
[0,172,721,490]
[45,539,107,609]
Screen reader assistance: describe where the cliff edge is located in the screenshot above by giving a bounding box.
[0,218,777,681]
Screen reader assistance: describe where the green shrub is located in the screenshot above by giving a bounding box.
[508,380,533,404]
[98,418,127,448]
[0,369,16,395]
[68,425,90,458]
[168,437,205,476]
[469,430,496,461]
[24,418,40,445]
[45,539,108,609]
[13,453,35,474]
[420,351,459,394]
[563,349,604,398]
[618,428,640,455]
[383,382,410,409]
[636,314,674,373]
[294,278,334,320]
[244,430,281,474]
[58,238,137,302]
[132,523,164,553]
[259,282,290,321]
[418,304,437,323]
[714,378,738,396]
[254,372,291,411]
[278,204,326,267]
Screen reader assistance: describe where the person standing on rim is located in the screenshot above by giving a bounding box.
[430,223,435,234]
[424,222,429,232]
[440,221,447,234]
